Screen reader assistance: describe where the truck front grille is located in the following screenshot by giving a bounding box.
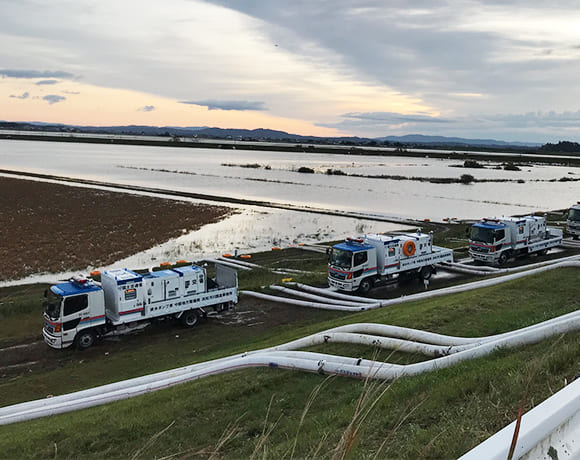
[329,270,347,280]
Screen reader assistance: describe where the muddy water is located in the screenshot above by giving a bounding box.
[1,139,577,221]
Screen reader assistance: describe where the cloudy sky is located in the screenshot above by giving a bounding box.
[2,0,580,142]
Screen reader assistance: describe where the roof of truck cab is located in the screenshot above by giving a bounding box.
[51,281,101,297]
[473,222,507,229]
[334,241,374,252]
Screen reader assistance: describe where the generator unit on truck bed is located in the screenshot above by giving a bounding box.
[43,263,238,349]
[469,215,562,265]
[567,202,580,239]
[328,231,453,294]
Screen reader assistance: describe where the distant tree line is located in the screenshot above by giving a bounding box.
[540,141,580,153]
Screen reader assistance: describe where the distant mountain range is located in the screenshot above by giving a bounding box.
[0,121,542,148]
[376,134,542,147]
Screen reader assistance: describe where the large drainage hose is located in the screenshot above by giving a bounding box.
[242,258,580,312]
[1,309,579,426]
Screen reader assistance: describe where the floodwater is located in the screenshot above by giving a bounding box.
[1,139,578,221]
[0,139,578,282]
[0,205,408,287]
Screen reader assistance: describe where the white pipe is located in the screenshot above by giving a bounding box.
[1,262,578,425]
[297,246,327,253]
[244,259,580,312]
[204,258,252,271]
[1,307,579,425]
[291,283,379,304]
[442,262,501,272]
[216,257,261,269]
[269,285,374,307]
[240,290,373,311]
[438,264,506,277]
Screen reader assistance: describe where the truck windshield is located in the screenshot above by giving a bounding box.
[569,208,580,221]
[470,226,494,244]
[330,248,352,269]
[44,289,62,320]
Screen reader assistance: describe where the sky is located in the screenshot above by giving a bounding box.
[1,0,580,143]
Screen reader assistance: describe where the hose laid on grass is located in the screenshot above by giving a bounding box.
[216,257,261,269]
[240,290,373,311]
[204,258,252,271]
[242,258,580,312]
[1,261,578,426]
[269,285,376,307]
[1,308,579,426]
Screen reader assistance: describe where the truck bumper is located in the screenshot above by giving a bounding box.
[43,328,74,349]
[328,277,356,292]
[469,250,497,264]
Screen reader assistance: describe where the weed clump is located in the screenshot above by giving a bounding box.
[463,160,484,169]
[503,162,521,171]
[460,174,475,184]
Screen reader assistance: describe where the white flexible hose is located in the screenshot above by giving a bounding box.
[216,257,262,269]
[291,283,379,304]
[240,290,373,311]
[204,258,252,271]
[269,285,374,307]
[443,262,501,272]
[1,262,578,426]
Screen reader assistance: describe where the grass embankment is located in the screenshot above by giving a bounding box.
[0,264,578,458]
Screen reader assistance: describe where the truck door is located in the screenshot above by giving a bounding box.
[352,250,369,279]
[61,294,89,343]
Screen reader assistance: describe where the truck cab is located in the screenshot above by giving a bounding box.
[469,216,562,265]
[567,202,580,239]
[469,220,509,263]
[43,277,106,349]
[328,238,378,293]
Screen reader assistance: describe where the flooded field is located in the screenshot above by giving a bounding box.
[0,139,577,282]
[1,140,577,221]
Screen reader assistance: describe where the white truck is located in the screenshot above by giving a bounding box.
[469,215,562,265]
[566,202,580,239]
[328,231,454,294]
[43,263,238,349]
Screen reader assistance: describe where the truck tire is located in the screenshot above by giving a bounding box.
[75,330,96,350]
[537,248,549,256]
[181,310,200,327]
[498,252,509,266]
[357,278,373,295]
[419,266,433,281]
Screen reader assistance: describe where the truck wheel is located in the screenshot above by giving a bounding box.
[75,330,96,350]
[538,248,549,256]
[498,252,509,266]
[357,278,373,295]
[181,310,200,327]
[419,266,433,281]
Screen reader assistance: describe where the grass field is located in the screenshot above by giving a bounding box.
[0,260,578,458]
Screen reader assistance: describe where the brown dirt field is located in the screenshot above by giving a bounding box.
[0,176,233,281]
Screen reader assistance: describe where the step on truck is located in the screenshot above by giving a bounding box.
[566,202,580,239]
[43,262,238,349]
[469,215,562,265]
[328,230,454,294]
